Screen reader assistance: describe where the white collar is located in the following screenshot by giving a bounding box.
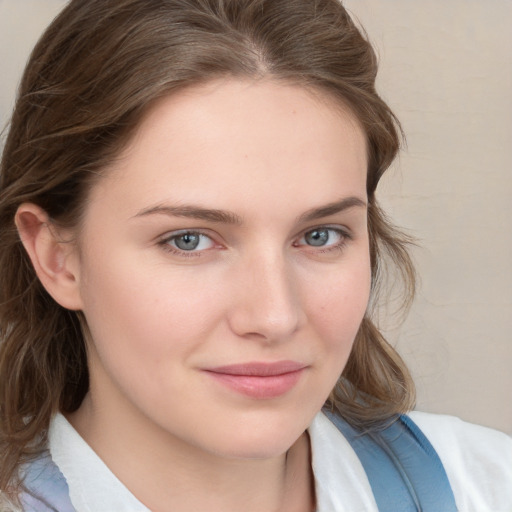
[49,412,378,512]
[309,413,378,511]
[49,414,150,512]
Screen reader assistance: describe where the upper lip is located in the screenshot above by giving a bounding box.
[204,361,307,376]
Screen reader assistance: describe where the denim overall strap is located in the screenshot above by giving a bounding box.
[19,450,76,512]
[323,409,458,512]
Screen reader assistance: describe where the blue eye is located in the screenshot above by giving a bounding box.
[174,233,200,251]
[301,227,344,248]
[164,231,215,252]
[294,226,350,254]
[304,228,330,246]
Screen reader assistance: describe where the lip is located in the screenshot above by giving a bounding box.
[203,361,307,399]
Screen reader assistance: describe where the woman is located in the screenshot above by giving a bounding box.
[0,0,510,511]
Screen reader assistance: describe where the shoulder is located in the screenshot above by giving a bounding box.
[409,411,512,512]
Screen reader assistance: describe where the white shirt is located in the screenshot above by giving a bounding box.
[48,411,512,512]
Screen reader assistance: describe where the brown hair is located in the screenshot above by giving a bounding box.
[0,0,415,499]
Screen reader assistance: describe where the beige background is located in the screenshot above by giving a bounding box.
[1,0,511,435]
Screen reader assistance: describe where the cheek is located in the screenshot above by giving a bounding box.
[307,257,371,357]
[78,259,231,419]
[78,252,226,372]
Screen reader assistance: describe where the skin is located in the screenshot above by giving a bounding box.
[17,79,370,512]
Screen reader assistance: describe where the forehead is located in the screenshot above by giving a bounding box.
[133,78,366,161]
[88,79,368,221]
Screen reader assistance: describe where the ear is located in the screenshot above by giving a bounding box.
[15,203,84,311]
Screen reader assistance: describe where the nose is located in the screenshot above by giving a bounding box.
[227,251,304,343]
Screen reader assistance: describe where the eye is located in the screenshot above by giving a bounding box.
[295,227,348,249]
[161,231,215,253]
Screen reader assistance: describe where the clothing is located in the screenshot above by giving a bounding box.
[14,411,512,512]
[321,409,458,510]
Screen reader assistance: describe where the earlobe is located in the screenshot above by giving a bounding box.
[15,203,83,311]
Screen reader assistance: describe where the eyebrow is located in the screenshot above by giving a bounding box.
[297,196,367,223]
[133,196,366,225]
[133,204,243,225]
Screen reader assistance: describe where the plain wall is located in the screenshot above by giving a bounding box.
[343,0,512,435]
[1,0,511,434]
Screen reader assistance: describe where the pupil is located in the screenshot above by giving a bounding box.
[306,229,329,246]
[175,233,200,250]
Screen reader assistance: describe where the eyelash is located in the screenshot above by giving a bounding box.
[158,226,351,257]
[293,226,351,254]
[158,230,215,258]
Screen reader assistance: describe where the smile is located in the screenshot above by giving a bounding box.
[203,361,307,399]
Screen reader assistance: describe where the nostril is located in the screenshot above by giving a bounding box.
[226,256,303,341]
[227,294,302,342]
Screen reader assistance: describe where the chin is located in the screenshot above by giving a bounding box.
[198,413,309,460]
[212,437,298,460]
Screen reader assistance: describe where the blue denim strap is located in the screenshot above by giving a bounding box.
[323,409,458,512]
[19,450,76,512]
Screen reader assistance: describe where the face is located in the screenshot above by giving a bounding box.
[72,79,370,459]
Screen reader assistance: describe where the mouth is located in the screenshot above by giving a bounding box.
[202,361,307,399]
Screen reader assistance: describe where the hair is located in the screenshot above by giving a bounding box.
[0,0,416,501]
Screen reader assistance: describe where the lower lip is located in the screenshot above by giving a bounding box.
[204,369,305,399]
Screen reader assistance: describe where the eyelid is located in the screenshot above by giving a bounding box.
[292,225,352,255]
[294,224,352,242]
[159,227,218,242]
[158,228,222,256]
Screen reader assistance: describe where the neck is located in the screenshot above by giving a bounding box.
[67,393,315,512]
